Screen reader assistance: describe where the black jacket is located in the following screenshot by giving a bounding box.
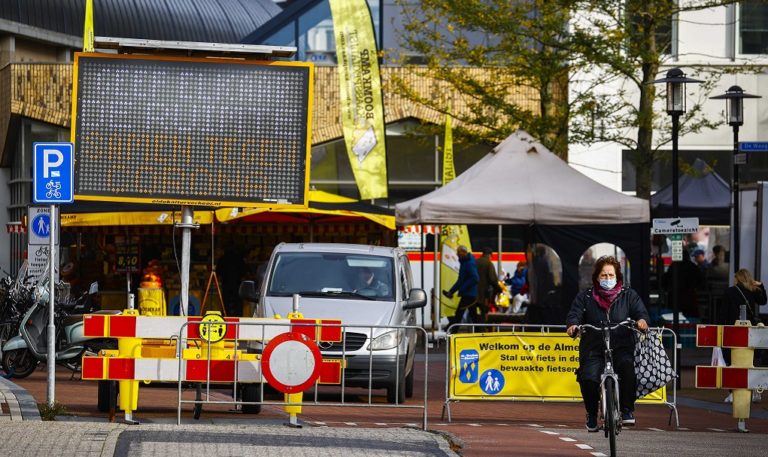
[719,283,767,325]
[566,287,650,355]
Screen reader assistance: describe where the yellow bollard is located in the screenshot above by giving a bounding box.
[285,392,303,427]
[731,320,754,433]
[117,309,142,424]
[284,305,306,426]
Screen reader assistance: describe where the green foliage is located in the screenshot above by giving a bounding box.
[37,401,68,421]
[394,0,750,198]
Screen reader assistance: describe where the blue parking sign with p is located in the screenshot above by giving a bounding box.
[33,142,74,204]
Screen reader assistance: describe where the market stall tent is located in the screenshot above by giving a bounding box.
[650,158,730,226]
[395,130,651,324]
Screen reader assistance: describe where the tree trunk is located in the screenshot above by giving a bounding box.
[635,62,657,200]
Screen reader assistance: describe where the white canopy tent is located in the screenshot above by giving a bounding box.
[395,130,651,325]
[396,130,649,226]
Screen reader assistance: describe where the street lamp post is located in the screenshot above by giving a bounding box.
[711,86,761,272]
[650,68,702,385]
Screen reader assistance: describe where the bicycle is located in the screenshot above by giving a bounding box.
[576,319,639,457]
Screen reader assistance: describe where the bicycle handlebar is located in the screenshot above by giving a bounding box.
[572,319,642,338]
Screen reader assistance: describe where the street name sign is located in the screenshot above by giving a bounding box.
[739,142,768,152]
[33,142,74,204]
[651,217,699,235]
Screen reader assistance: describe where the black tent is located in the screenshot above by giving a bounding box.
[650,158,730,225]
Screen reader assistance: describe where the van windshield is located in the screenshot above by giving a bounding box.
[267,252,395,301]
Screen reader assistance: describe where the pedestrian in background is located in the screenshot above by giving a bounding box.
[443,245,479,330]
[476,247,502,322]
[719,268,767,367]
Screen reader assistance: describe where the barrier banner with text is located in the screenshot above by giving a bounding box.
[449,332,666,403]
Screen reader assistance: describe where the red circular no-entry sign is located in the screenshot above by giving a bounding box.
[261,332,322,394]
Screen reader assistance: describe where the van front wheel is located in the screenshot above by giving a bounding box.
[386,373,406,404]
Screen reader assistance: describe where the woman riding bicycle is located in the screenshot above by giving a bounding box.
[566,255,649,432]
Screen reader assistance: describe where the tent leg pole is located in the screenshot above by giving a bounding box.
[497,225,503,276]
[434,231,441,338]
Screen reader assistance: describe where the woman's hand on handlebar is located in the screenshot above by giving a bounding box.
[637,319,648,332]
[566,325,578,337]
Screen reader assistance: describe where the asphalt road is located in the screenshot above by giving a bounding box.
[9,348,768,457]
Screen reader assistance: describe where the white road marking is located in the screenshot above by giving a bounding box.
[468,423,482,427]
[527,423,543,427]
[576,444,593,450]
[344,422,357,426]
[559,437,577,442]
[540,430,560,435]
[677,427,689,431]
[708,428,726,432]
[374,423,388,426]
[591,453,607,457]
[647,427,664,431]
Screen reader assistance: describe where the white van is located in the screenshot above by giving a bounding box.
[244,243,427,403]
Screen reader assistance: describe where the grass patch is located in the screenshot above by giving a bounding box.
[37,401,68,421]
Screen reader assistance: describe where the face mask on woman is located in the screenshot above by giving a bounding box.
[599,278,617,290]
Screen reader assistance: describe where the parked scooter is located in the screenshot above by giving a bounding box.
[1,277,116,378]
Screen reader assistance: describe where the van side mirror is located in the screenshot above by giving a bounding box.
[403,288,427,309]
[239,280,260,302]
[88,282,99,295]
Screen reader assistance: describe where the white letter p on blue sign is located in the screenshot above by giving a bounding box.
[43,149,64,178]
[33,142,74,204]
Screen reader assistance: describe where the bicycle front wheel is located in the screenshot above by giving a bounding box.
[604,378,618,457]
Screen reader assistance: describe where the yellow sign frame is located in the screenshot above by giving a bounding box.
[71,52,314,209]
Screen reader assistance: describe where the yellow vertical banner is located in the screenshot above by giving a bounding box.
[440,115,473,317]
[329,0,388,200]
[83,0,95,52]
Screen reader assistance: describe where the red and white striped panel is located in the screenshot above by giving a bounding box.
[81,356,262,383]
[83,314,342,343]
[696,366,768,390]
[400,225,439,234]
[696,325,768,349]
[6,222,25,233]
[81,356,342,384]
[723,326,768,349]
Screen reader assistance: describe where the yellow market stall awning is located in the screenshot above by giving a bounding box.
[59,208,213,227]
[215,190,395,230]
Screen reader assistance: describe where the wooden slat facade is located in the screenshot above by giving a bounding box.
[1,63,538,152]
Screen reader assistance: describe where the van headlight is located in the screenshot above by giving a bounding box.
[368,330,402,351]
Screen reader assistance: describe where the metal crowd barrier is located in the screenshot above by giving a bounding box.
[442,323,680,427]
[175,320,430,430]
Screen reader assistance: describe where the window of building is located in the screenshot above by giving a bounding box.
[740,0,768,54]
[309,119,490,205]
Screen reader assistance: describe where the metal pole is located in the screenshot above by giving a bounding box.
[434,231,440,336]
[733,125,740,271]
[497,225,503,276]
[671,113,681,387]
[179,206,194,317]
[47,204,56,406]
[420,225,425,331]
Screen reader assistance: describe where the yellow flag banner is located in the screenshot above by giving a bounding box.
[449,332,667,403]
[440,115,472,317]
[329,0,387,200]
[83,0,95,52]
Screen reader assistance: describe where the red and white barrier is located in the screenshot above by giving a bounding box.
[83,314,342,343]
[696,325,768,348]
[696,366,768,390]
